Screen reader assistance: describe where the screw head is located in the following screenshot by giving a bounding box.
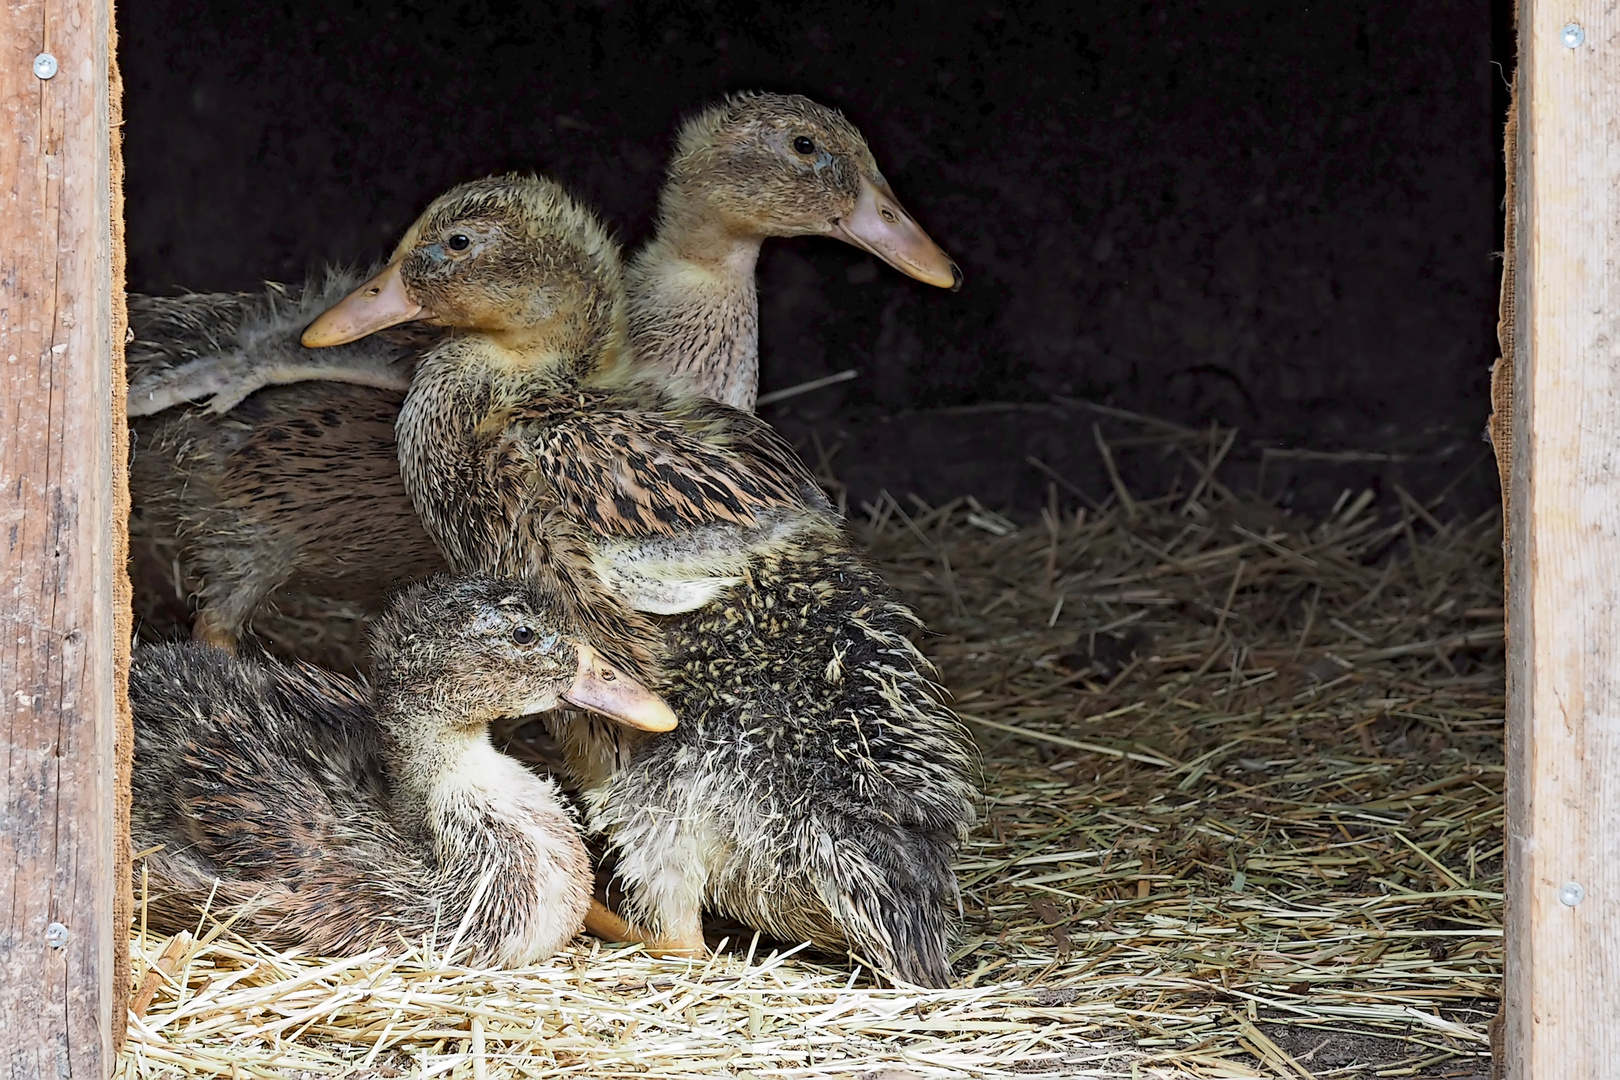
[44,922,69,949]
[32,52,58,79]
[1563,23,1586,49]
[1559,881,1586,907]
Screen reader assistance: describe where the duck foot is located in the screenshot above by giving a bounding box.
[583,899,706,958]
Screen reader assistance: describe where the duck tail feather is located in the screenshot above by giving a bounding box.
[821,828,962,989]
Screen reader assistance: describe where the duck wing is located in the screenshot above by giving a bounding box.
[495,393,831,614]
[498,392,824,539]
[126,275,426,417]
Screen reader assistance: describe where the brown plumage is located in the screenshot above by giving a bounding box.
[129,378,443,653]
[126,93,957,663]
[308,173,977,986]
[130,573,675,967]
[353,175,825,683]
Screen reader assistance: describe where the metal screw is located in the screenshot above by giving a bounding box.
[1563,23,1586,49]
[1559,881,1586,907]
[32,52,58,80]
[44,922,69,949]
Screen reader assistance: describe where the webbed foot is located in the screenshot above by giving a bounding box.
[583,899,706,958]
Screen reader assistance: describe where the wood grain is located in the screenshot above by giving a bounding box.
[1505,4,1620,1077]
[0,0,128,1074]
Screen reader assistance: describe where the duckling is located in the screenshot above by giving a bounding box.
[304,173,977,986]
[128,378,443,657]
[127,93,956,662]
[304,174,826,679]
[125,92,957,418]
[131,573,677,966]
[627,92,959,410]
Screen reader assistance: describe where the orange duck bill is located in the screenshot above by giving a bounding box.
[300,260,425,347]
[562,644,678,732]
[833,175,962,291]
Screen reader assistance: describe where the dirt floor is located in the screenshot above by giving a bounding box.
[119,0,1505,519]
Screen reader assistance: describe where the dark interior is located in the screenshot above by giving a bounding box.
[120,0,1507,519]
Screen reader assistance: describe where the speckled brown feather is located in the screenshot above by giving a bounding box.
[497,389,819,538]
[129,379,442,664]
[576,520,979,987]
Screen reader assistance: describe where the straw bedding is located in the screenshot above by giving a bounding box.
[119,417,1503,1079]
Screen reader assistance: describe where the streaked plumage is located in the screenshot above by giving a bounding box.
[354,175,825,683]
[131,574,672,967]
[574,523,977,985]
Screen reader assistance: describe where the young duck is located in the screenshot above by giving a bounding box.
[303,174,977,986]
[124,274,434,418]
[131,573,676,966]
[126,92,957,418]
[627,92,959,410]
[304,174,826,678]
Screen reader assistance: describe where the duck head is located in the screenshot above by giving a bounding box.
[663,92,961,290]
[302,174,629,367]
[369,573,677,734]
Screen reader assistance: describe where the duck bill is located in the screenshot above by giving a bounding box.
[832,175,962,291]
[300,260,425,348]
[562,644,678,732]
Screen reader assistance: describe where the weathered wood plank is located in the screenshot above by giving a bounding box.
[1505,4,1620,1078]
[107,0,135,1055]
[0,0,129,1074]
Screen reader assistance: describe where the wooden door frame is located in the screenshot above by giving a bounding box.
[1501,2,1620,1076]
[0,0,132,1074]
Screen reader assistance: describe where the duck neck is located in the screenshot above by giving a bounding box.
[376,696,590,965]
[627,194,763,412]
[374,693,492,834]
[544,709,657,791]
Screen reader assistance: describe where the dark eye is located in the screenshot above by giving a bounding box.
[446,233,472,252]
[792,136,815,155]
[511,625,537,646]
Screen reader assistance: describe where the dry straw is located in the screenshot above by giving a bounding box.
[121,413,1502,1079]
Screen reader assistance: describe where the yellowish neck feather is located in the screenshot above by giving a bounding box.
[653,184,766,276]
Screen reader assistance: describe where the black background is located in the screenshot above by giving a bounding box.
[122,0,1509,517]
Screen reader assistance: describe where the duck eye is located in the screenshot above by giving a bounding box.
[511,625,537,646]
[446,233,472,252]
[792,136,815,155]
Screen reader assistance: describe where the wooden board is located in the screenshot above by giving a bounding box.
[1504,4,1620,1076]
[0,0,130,1072]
